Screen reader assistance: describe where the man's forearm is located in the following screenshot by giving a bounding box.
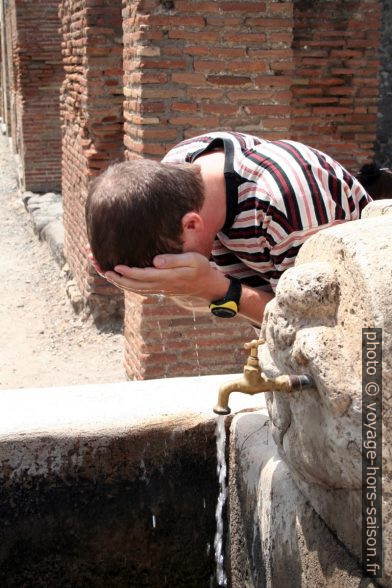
[237,284,274,326]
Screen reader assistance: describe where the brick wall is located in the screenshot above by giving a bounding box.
[4,2,16,142]
[122,0,294,154]
[59,0,124,314]
[120,0,293,379]
[4,0,63,192]
[57,0,382,380]
[374,0,392,166]
[119,0,383,380]
[291,0,381,171]
[124,295,255,379]
[0,27,3,121]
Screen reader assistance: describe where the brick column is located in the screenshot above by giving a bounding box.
[4,2,17,145]
[59,0,124,316]
[121,0,294,379]
[0,1,5,127]
[122,0,294,156]
[291,0,381,170]
[4,0,63,191]
[374,0,392,166]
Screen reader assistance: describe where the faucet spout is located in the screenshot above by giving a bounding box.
[213,338,314,415]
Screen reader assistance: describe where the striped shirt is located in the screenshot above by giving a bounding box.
[162,131,371,292]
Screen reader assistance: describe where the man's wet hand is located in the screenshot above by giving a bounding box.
[104,252,230,302]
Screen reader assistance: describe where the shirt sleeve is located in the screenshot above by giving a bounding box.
[211,238,273,292]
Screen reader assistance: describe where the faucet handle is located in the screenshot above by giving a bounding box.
[244,338,266,357]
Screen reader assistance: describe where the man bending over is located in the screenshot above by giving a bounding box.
[86,131,371,327]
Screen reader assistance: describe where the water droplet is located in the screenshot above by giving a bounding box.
[192,308,201,374]
[152,514,156,528]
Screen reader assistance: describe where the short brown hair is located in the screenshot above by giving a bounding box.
[85,159,205,271]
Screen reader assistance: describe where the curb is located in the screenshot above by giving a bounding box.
[22,191,65,268]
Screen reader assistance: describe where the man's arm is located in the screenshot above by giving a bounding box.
[102,252,274,327]
[235,284,274,326]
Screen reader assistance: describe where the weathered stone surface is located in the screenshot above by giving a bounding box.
[24,191,63,233]
[374,0,392,167]
[41,220,65,267]
[258,214,392,584]
[229,412,369,588]
[0,376,252,587]
[23,191,65,266]
[362,198,392,218]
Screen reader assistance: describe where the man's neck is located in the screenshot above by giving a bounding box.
[194,150,227,234]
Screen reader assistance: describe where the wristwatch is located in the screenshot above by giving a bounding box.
[209,278,242,318]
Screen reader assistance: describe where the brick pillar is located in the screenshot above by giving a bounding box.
[0,4,4,125]
[4,0,63,191]
[374,0,392,166]
[59,0,124,316]
[291,0,381,171]
[4,1,17,142]
[122,0,294,154]
[121,0,294,379]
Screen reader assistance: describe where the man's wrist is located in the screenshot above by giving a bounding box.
[201,271,231,304]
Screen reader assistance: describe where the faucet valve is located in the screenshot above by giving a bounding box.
[243,338,265,368]
[213,338,314,415]
[244,338,265,357]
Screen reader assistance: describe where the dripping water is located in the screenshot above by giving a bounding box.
[214,416,228,587]
[191,308,201,374]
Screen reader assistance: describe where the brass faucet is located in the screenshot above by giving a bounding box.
[213,338,314,415]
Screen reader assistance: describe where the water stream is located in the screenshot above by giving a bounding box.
[214,416,228,587]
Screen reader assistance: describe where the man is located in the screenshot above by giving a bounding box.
[86,131,371,327]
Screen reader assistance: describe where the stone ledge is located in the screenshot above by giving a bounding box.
[0,374,266,445]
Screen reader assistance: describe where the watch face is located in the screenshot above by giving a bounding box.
[211,306,237,318]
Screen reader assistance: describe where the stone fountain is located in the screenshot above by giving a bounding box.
[0,200,391,586]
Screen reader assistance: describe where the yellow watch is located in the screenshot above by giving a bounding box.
[209,278,242,318]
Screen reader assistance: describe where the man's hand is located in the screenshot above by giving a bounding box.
[104,253,230,303]
[86,248,275,325]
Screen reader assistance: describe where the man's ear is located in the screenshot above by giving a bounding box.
[181,211,204,233]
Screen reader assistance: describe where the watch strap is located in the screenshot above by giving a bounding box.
[209,278,242,317]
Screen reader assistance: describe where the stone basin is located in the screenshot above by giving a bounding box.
[0,375,266,587]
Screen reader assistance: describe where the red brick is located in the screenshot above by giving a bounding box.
[203,103,239,114]
[255,75,292,87]
[175,1,220,13]
[195,60,267,73]
[312,107,353,115]
[139,59,187,70]
[172,72,206,85]
[247,17,292,28]
[171,102,198,112]
[245,104,290,116]
[221,2,266,12]
[147,15,206,27]
[223,32,267,44]
[269,3,292,16]
[168,30,220,42]
[187,87,225,99]
[207,75,252,87]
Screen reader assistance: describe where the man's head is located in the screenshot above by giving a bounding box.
[85,159,205,272]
